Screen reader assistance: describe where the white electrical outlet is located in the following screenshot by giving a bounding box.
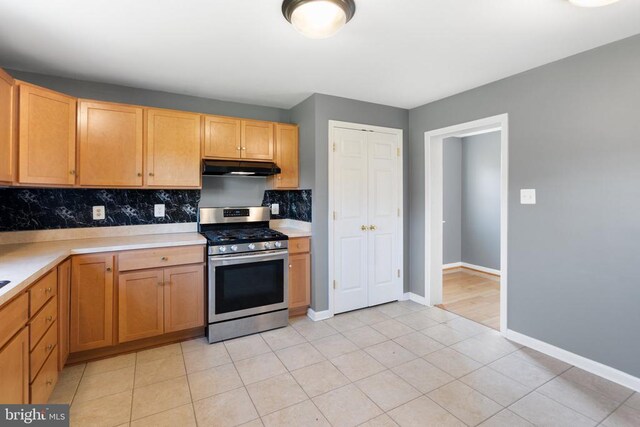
[520,189,536,205]
[93,206,105,220]
[271,203,280,215]
[154,204,165,218]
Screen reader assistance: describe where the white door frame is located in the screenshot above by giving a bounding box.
[424,114,509,334]
[328,120,404,317]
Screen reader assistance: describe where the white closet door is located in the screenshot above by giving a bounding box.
[367,132,401,306]
[333,128,369,313]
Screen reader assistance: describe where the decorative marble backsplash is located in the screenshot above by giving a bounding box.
[0,189,200,232]
[262,190,312,222]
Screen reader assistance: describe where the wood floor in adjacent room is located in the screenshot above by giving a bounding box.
[437,268,500,330]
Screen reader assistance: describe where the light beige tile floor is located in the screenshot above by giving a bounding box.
[51,301,639,427]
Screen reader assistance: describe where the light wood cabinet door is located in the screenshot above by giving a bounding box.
[78,100,143,187]
[70,254,114,353]
[58,259,71,369]
[203,115,241,159]
[164,265,205,333]
[241,120,274,161]
[145,108,201,188]
[0,327,29,404]
[274,124,299,188]
[118,269,164,343]
[0,68,16,184]
[288,253,311,311]
[18,83,76,186]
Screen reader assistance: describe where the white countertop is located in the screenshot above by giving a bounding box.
[270,219,312,238]
[0,232,206,307]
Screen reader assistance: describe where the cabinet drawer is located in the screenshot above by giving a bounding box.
[29,296,57,350]
[288,237,310,254]
[30,350,58,404]
[0,293,29,349]
[30,270,57,315]
[30,320,57,382]
[118,245,204,271]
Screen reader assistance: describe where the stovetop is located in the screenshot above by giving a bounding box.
[201,227,288,245]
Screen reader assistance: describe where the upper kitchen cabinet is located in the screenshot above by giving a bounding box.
[18,82,76,186]
[273,123,299,189]
[0,68,16,184]
[78,100,143,187]
[203,115,241,159]
[241,119,274,161]
[203,116,274,161]
[145,108,201,188]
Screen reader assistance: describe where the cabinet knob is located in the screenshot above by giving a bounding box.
[69,170,76,176]
[106,267,112,272]
[149,172,155,177]
[137,172,142,177]
[241,147,246,150]
[46,315,53,322]
[46,379,53,386]
[237,146,241,150]
[161,256,168,261]
[45,287,52,293]
[46,344,53,351]
[289,264,292,268]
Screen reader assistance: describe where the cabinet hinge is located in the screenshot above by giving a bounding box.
[333,143,336,152]
[333,211,336,220]
[397,147,400,157]
[397,208,401,217]
[397,269,401,278]
[333,280,337,289]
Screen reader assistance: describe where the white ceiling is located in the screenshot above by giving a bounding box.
[0,0,639,109]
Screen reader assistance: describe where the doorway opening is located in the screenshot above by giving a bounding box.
[424,114,508,333]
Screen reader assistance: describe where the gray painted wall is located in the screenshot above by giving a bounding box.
[409,34,640,377]
[291,94,409,311]
[461,132,501,270]
[443,137,462,265]
[7,69,289,211]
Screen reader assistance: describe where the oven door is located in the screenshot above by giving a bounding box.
[208,249,289,323]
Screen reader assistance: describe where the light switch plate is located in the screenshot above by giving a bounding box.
[271,203,280,215]
[154,204,165,218]
[93,206,105,220]
[520,189,536,205]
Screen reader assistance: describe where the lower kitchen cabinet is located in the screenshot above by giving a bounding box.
[288,237,311,316]
[57,259,71,370]
[118,269,165,343]
[164,265,205,333]
[70,254,115,352]
[0,327,30,404]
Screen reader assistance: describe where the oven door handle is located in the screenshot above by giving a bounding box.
[209,249,288,262]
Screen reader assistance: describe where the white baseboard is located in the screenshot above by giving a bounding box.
[408,293,428,305]
[505,329,640,393]
[443,262,462,270]
[400,293,410,301]
[461,262,501,276]
[307,308,333,321]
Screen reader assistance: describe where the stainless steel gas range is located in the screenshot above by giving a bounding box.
[199,207,289,343]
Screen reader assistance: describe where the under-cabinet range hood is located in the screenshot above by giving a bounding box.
[202,160,281,176]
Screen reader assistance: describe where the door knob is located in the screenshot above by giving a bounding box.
[361,225,367,231]
[369,225,376,231]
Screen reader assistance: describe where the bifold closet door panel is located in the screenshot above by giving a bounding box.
[332,127,369,314]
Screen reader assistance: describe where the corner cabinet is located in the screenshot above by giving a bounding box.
[145,108,202,188]
[288,237,311,316]
[272,124,299,189]
[70,254,115,352]
[0,68,16,184]
[78,100,143,187]
[18,82,76,186]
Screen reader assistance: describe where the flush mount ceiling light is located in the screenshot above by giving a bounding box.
[282,0,356,39]
[568,0,620,7]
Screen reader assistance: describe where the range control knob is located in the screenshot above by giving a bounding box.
[264,242,272,249]
[248,244,256,250]
[230,245,238,252]
[218,246,227,253]
[274,241,282,248]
